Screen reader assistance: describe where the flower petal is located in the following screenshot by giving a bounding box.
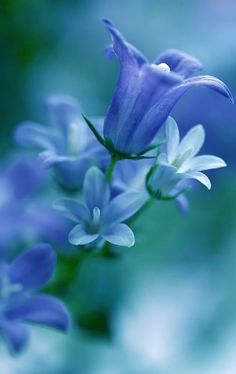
[185,155,226,172]
[102,18,146,146]
[83,167,110,211]
[0,319,29,354]
[175,194,189,215]
[5,295,70,332]
[180,75,233,101]
[14,122,54,150]
[149,163,183,194]
[53,157,95,190]
[69,224,98,246]
[185,171,211,189]
[8,244,56,291]
[46,95,79,135]
[102,223,135,247]
[103,192,146,224]
[135,75,233,152]
[115,65,181,153]
[38,150,69,167]
[165,117,180,163]
[177,124,205,162]
[155,49,203,78]
[53,198,89,222]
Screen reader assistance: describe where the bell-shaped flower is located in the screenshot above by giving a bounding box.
[0,244,70,354]
[100,18,232,156]
[15,95,109,189]
[55,167,147,248]
[147,117,226,198]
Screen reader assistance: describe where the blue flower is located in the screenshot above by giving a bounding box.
[55,167,147,248]
[100,18,233,156]
[15,95,109,189]
[112,159,151,196]
[0,155,71,251]
[0,244,70,354]
[147,117,226,198]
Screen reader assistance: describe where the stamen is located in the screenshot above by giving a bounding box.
[68,122,80,155]
[155,63,171,73]
[173,148,193,169]
[0,275,22,300]
[92,207,101,227]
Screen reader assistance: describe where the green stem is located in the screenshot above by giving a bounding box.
[105,157,117,182]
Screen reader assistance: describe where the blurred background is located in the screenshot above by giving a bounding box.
[0,0,236,373]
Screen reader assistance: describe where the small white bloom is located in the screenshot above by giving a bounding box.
[155,62,171,73]
[149,117,226,196]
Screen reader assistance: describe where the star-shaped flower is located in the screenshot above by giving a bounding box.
[0,244,70,354]
[55,167,146,248]
[147,117,226,198]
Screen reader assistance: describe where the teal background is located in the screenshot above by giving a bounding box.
[1,1,236,373]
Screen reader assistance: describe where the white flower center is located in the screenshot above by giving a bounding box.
[172,148,193,169]
[155,63,171,73]
[68,122,80,155]
[86,207,101,234]
[0,275,22,300]
[92,207,101,227]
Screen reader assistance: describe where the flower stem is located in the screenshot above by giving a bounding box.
[105,157,117,182]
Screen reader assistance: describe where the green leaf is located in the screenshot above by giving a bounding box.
[82,114,105,146]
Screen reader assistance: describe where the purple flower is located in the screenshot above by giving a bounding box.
[0,244,70,354]
[100,18,233,156]
[15,96,109,189]
[55,167,147,248]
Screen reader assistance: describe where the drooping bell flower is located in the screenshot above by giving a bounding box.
[99,18,233,157]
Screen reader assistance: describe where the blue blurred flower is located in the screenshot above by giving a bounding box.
[147,117,226,198]
[0,244,70,354]
[112,159,151,196]
[0,155,70,251]
[55,167,146,248]
[15,95,109,189]
[100,18,233,156]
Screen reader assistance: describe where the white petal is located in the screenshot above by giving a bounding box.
[185,155,226,172]
[83,167,110,211]
[185,171,211,189]
[102,223,135,247]
[165,117,180,163]
[178,125,205,159]
[69,224,98,245]
[53,198,89,222]
[103,192,147,225]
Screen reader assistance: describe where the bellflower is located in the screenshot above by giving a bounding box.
[55,167,147,248]
[0,244,70,354]
[147,117,226,198]
[15,95,109,189]
[98,18,232,156]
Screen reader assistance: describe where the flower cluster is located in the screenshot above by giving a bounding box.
[0,18,232,355]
